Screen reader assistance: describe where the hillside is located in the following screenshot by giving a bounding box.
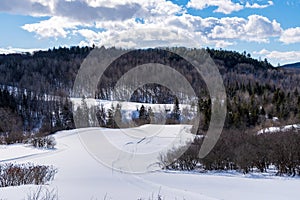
[1,127,300,200]
[0,46,299,141]
[281,62,300,68]
[0,47,286,97]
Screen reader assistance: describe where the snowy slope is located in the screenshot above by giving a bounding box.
[0,144,52,162]
[1,126,300,200]
[257,124,300,134]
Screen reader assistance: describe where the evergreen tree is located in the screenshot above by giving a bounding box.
[61,97,74,129]
[106,104,115,128]
[89,105,97,127]
[96,104,106,127]
[114,103,122,128]
[172,97,180,123]
[80,96,89,127]
[148,107,154,124]
[74,97,89,128]
[199,98,211,130]
[138,105,150,125]
[139,105,146,119]
[74,106,83,128]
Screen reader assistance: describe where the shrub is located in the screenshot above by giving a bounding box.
[28,136,57,149]
[160,129,300,176]
[26,186,58,200]
[160,137,201,171]
[0,163,57,187]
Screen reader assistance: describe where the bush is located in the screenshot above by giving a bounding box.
[160,138,201,171]
[0,163,57,187]
[28,136,57,149]
[160,129,300,176]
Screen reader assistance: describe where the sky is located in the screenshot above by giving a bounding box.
[0,0,300,65]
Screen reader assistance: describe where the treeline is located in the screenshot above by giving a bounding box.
[207,48,272,70]
[2,46,298,101]
[162,129,300,176]
[197,83,300,132]
[0,86,74,144]
[1,46,299,101]
[0,46,91,96]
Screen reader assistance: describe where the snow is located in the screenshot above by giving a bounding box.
[71,98,194,111]
[0,144,52,162]
[71,98,197,121]
[1,126,300,200]
[257,124,300,134]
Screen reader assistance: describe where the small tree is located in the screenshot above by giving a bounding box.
[138,105,150,125]
[106,104,116,128]
[172,97,180,122]
[74,97,90,128]
[61,97,74,129]
[114,103,123,128]
[166,97,181,124]
[148,107,154,124]
[80,96,89,127]
[96,104,106,127]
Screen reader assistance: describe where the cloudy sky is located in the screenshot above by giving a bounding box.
[0,0,299,65]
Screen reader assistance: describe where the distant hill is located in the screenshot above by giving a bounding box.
[281,62,300,68]
[0,46,300,132]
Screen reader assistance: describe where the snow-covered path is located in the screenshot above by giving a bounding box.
[1,126,300,200]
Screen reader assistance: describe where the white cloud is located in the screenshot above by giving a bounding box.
[0,0,285,50]
[84,0,183,15]
[214,40,235,48]
[245,1,274,9]
[92,14,282,48]
[22,16,85,38]
[90,14,234,48]
[207,15,281,43]
[244,15,282,42]
[187,0,243,14]
[254,49,300,65]
[76,29,104,47]
[77,22,203,49]
[187,0,274,14]
[19,0,183,38]
[279,27,300,44]
[19,7,283,49]
[208,17,247,39]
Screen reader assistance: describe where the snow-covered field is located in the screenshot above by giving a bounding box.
[1,125,300,200]
[71,98,197,122]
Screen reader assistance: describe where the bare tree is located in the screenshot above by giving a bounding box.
[0,107,23,144]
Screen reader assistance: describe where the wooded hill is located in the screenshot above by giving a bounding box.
[0,46,299,140]
[281,62,300,68]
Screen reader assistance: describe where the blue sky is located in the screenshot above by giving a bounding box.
[0,0,300,65]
